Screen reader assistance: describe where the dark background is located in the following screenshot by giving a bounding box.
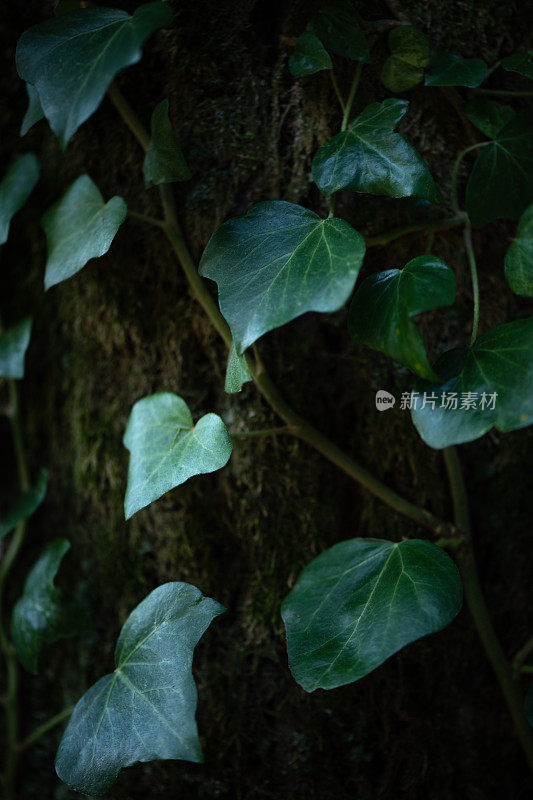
[1,0,533,797]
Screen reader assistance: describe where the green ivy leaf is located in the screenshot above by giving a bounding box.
[411,319,533,449]
[0,153,39,244]
[199,201,366,353]
[381,26,429,92]
[307,1,369,62]
[143,99,191,187]
[289,32,333,77]
[502,51,533,79]
[42,175,127,290]
[123,392,232,519]
[282,538,462,692]
[465,110,533,227]
[20,84,44,136]
[225,341,252,393]
[0,468,48,540]
[465,98,515,139]
[424,53,487,87]
[16,2,172,148]
[312,99,440,202]
[11,539,84,673]
[55,582,224,796]
[0,317,33,379]
[348,256,455,379]
[505,204,533,297]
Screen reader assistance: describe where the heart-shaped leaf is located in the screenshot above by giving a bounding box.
[505,204,533,296]
[312,99,440,202]
[0,317,32,379]
[289,32,333,77]
[20,84,44,136]
[42,174,127,290]
[381,26,429,92]
[199,201,366,353]
[16,2,172,147]
[123,392,232,519]
[465,109,533,227]
[0,153,39,244]
[502,51,533,79]
[11,539,85,673]
[348,256,456,379]
[282,537,462,692]
[0,468,48,540]
[424,53,487,87]
[307,1,369,62]
[411,319,533,449]
[143,99,191,187]
[225,341,252,394]
[55,582,224,796]
[465,98,515,139]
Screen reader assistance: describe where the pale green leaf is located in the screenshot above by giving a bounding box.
[0,468,48,540]
[0,317,32,379]
[143,99,191,187]
[307,1,369,62]
[289,32,332,77]
[502,51,533,79]
[424,53,487,87]
[20,83,44,136]
[0,153,39,244]
[225,341,252,393]
[505,204,533,296]
[381,26,429,92]
[465,98,515,139]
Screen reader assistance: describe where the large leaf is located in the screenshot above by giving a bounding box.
[20,83,44,136]
[312,99,440,202]
[16,2,172,147]
[465,98,515,139]
[143,99,191,187]
[11,538,84,673]
[123,392,232,519]
[411,319,533,449]
[289,32,332,77]
[282,538,462,692]
[0,468,48,540]
[465,110,533,227]
[42,174,127,290]
[307,1,369,62]
[381,26,429,92]
[348,256,456,379]
[502,52,533,79]
[199,201,366,353]
[0,153,39,244]
[225,341,252,394]
[0,317,32,379]
[55,582,224,796]
[505,204,533,297]
[424,53,487,87]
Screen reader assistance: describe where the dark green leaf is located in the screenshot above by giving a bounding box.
[0,468,48,540]
[143,99,191,187]
[20,83,44,136]
[16,2,172,147]
[225,341,252,393]
[312,99,440,202]
[411,319,533,448]
[505,204,533,296]
[502,51,533,79]
[307,1,369,62]
[282,538,462,692]
[381,26,429,92]
[55,582,224,796]
[424,53,487,87]
[465,98,515,139]
[123,392,232,519]
[0,317,32,379]
[0,153,39,244]
[42,174,127,289]
[199,201,365,353]
[348,256,455,379]
[289,32,333,77]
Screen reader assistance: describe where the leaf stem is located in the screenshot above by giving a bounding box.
[17,704,75,753]
[513,637,533,678]
[450,142,488,214]
[463,222,480,345]
[474,88,533,97]
[329,70,345,114]
[365,214,467,247]
[128,209,166,229]
[341,62,363,131]
[230,426,291,439]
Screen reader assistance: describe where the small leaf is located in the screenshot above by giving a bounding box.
[411,319,533,449]
[282,538,462,692]
[465,98,515,139]
[505,204,533,297]
[16,2,172,147]
[381,26,429,92]
[55,582,224,796]
[225,341,252,394]
[348,256,456,379]
[312,99,440,202]
[20,83,44,136]
[0,153,39,244]
[307,1,369,62]
[123,392,232,519]
[199,201,365,353]
[0,468,48,540]
[42,175,127,290]
[289,32,333,77]
[11,539,84,673]
[502,51,533,79]
[424,53,487,87]
[0,317,33,379]
[143,99,191,187]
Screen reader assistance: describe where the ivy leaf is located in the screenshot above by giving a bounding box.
[465,98,515,139]
[465,110,533,227]
[42,175,127,290]
[381,26,429,92]
[199,201,366,354]
[0,153,39,244]
[20,84,44,136]
[225,341,252,394]
[505,204,533,297]
[123,392,232,519]
[11,539,84,673]
[502,51,533,79]
[0,317,33,379]
[424,53,487,87]
[348,256,455,379]
[312,99,440,202]
[307,1,369,62]
[411,319,533,449]
[282,538,462,692]
[16,2,173,148]
[55,582,224,796]
[0,468,48,540]
[289,32,332,77]
[143,99,191,187]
